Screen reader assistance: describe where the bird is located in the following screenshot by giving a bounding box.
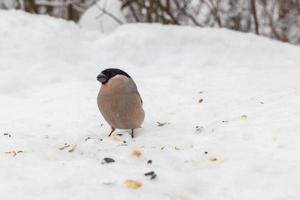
[96,68,145,138]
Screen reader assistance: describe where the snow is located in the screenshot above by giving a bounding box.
[1,10,300,200]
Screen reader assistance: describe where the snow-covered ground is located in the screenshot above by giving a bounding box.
[1,10,300,200]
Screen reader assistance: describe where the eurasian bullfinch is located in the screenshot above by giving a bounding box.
[97,68,145,138]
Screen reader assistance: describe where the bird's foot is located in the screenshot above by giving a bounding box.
[108,127,116,137]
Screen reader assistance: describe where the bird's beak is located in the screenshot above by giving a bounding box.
[97,73,107,84]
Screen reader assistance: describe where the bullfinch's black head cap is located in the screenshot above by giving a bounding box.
[97,68,131,84]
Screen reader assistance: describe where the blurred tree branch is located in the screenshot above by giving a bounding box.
[95,0,124,24]
[1,0,299,45]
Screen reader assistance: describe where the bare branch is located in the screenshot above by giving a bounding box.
[95,1,124,25]
[173,0,204,27]
[251,0,260,35]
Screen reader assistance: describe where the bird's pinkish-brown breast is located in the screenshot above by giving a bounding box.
[97,75,144,129]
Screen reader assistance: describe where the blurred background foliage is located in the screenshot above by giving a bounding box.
[1,0,299,45]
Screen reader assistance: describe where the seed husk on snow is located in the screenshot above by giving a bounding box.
[240,115,248,120]
[58,144,76,152]
[195,126,204,133]
[131,149,142,157]
[5,150,18,157]
[144,171,155,176]
[157,121,170,127]
[102,157,115,164]
[58,144,70,150]
[121,141,128,146]
[3,133,11,137]
[175,146,181,150]
[124,180,142,189]
[68,145,77,152]
[144,171,157,180]
[150,174,157,180]
[210,157,218,162]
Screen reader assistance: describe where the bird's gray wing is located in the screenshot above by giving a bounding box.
[126,78,143,104]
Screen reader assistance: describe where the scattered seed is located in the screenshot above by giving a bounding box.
[123,141,127,143]
[124,180,142,189]
[260,102,264,104]
[195,126,204,133]
[198,99,203,103]
[144,171,155,176]
[240,115,248,120]
[204,151,208,154]
[3,133,11,137]
[175,146,181,150]
[132,149,142,157]
[147,160,152,165]
[150,174,157,180]
[117,133,123,136]
[112,136,123,142]
[58,144,70,150]
[5,151,17,157]
[103,157,115,164]
[222,120,229,123]
[85,137,91,141]
[99,138,103,141]
[17,150,23,153]
[144,171,157,180]
[210,158,218,162]
[102,182,115,185]
[68,145,77,152]
[157,122,170,127]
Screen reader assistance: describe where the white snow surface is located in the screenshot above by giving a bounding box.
[1,10,300,200]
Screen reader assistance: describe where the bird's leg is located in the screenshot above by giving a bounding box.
[108,127,115,137]
[131,129,134,138]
